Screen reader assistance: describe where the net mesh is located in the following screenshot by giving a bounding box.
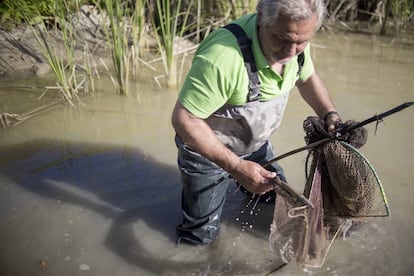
[269,117,389,268]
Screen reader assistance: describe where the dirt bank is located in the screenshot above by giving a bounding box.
[0,5,109,80]
[0,24,48,78]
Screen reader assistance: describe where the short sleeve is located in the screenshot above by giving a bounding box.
[178,56,235,119]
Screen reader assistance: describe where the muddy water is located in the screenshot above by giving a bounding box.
[0,31,413,276]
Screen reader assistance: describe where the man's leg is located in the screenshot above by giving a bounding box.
[175,136,231,244]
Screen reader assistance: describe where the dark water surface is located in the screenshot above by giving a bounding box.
[0,31,413,275]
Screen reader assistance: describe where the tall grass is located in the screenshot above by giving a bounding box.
[224,0,256,18]
[390,0,413,34]
[148,0,193,88]
[3,0,413,95]
[26,0,92,105]
[130,0,147,78]
[101,0,129,95]
[99,0,148,95]
[324,0,413,35]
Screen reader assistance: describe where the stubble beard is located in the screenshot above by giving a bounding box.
[266,52,293,65]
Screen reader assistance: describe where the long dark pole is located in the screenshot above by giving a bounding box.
[263,101,414,168]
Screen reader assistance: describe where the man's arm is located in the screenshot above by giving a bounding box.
[297,71,341,132]
[171,101,277,194]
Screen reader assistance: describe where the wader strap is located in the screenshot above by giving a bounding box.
[223,23,260,102]
[297,52,305,76]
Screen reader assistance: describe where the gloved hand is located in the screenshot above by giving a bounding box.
[336,120,368,148]
[303,115,368,148]
[324,111,342,135]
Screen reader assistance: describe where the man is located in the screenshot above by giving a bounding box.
[171,0,341,244]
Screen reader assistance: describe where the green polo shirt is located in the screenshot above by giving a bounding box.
[179,13,314,119]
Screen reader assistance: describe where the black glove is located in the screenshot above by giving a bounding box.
[336,120,368,148]
[303,117,368,148]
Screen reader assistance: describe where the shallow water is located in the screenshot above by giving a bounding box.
[0,31,413,276]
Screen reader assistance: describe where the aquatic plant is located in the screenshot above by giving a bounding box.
[129,0,147,78]
[389,0,413,35]
[148,0,194,88]
[25,0,93,105]
[1,0,413,95]
[99,0,148,95]
[101,0,129,95]
[323,0,413,35]
[1,0,90,29]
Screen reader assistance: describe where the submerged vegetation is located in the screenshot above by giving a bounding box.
[0,0,413,104]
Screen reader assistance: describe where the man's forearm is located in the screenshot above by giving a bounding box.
[297,72,337,117]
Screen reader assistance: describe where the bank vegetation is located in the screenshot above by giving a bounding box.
[0,0,412,104]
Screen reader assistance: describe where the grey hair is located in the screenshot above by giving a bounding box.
[256,0,325,31]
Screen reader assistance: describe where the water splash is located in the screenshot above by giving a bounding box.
[249,195,261,215]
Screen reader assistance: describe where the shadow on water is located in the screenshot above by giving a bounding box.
[0,138,284,275]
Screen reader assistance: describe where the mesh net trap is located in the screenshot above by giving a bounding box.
[268,116,391,268]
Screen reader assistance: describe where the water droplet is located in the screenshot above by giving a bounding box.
[79,264,90,271]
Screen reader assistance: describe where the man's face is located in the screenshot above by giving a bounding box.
[258,12,317,65]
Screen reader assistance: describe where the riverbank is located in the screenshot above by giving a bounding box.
[1,4,413,82]
[0,5,109,79]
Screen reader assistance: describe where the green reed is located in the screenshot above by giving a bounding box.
[390,0,413,34]
[219,0,256,18]
[101,0,129,95]
[100,0,147,95]
[323,0,413,35]
[149,0,193,88]
[24,0,94,104]
[5,0,413,96]
[130,0,146,78]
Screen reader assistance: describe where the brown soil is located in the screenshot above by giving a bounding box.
[0,5,108,80]
[0,24,48,78]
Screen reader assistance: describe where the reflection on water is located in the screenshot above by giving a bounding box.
[0,31,413,275]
